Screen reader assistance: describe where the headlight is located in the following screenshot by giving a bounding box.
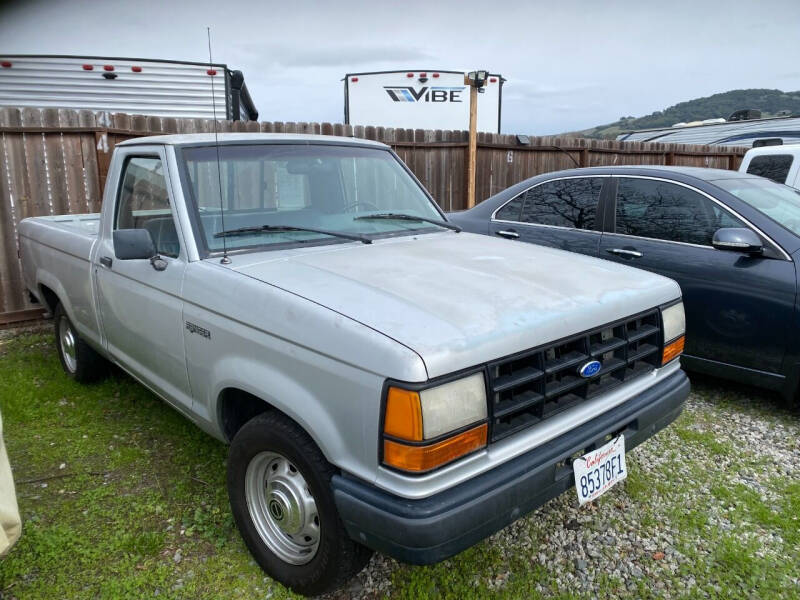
[382,372,488,473]
[661,301,686,365]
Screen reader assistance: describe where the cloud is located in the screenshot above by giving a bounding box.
[238,42,434,69]
[502,81,605,104]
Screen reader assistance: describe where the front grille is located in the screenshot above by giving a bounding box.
[487,310,662,442]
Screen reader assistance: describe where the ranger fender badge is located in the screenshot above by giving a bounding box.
[185,321,211,339]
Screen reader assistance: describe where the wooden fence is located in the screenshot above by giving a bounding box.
[0,106,748,321]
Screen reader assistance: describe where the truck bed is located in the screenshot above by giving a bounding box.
[18,213,101,345]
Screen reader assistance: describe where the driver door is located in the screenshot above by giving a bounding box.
[95,148,192,411]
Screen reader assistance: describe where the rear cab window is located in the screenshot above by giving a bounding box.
[746,155,793,184]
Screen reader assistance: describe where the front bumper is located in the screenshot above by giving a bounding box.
[332,368,689,565]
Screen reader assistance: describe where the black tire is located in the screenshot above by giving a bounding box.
[53,303,107,383]
[227,411,373,596]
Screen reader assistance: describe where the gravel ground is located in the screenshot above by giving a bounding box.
[326,377,800,599]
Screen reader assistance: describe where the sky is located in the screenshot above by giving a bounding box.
[1,0,799,135]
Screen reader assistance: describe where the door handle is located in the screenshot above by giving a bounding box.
[99,256,113,268]
[496,230,520,239]
[606,248,642,258]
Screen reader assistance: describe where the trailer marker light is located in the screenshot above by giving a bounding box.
[82,64,94,71]
[131,66,142,73]
[432,72,439,78]
[419,72,427,77]
[207,69,217,76]
[406,72,414,78]
[351,77,358,82]
[0,61,11,68]
[489,77,497,83]
[103,65,114,72]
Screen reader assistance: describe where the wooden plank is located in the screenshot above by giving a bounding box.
[41,109,69,215]
[0,307,46,326]
[21,108,49,219]
[0,126,20,314]
[78,111,101,212]
[58,109,86,215]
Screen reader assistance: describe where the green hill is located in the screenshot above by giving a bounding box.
[574,89,800,139]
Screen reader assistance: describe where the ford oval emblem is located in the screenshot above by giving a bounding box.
[578,360,602,378]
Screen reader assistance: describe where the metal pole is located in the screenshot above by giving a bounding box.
[466,78,478,209]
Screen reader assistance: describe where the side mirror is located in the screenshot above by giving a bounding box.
[712,228,763,254]
[113,229,156,260]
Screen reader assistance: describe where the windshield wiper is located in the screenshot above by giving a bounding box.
[214,225,372,244]
[353,213,461,232]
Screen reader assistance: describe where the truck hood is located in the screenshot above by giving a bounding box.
[230,232,681,379]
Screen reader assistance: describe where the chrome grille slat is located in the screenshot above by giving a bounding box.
[488,310,662,443]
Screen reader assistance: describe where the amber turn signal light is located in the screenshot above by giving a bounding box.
[662,335,685,365]
[383,423,488,473]
[383,387,423,442]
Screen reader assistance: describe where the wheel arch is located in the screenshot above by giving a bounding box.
[216,387,339,466]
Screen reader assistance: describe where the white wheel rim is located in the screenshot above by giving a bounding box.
[244,451,320,565]
[59,316,77,373]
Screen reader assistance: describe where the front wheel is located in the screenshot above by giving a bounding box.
[227,412,372,596]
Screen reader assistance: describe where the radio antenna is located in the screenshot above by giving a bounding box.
[207,26,230,264]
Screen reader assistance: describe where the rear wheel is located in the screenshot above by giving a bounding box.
[227,411,372,596]
[53,303,107,383]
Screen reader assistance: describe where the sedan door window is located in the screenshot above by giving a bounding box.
[519,178,602,230]
[494,196,524,221]
[615,178,745,246]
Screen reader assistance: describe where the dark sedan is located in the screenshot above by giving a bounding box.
[449,166,800,402]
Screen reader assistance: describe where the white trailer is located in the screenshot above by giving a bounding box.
[0,55,258,121]
[344,70,504,133]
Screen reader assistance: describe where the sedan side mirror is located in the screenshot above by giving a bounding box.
[113,229,156,260]
[712,228,763,254]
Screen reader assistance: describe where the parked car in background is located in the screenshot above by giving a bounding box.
[739,143,800,189]
[449,166,800,403]
[20,134,689,595]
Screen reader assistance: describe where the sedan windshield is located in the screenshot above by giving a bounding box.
[181,144,447,253]
[715,177,800,236]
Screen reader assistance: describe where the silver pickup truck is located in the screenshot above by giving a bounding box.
[19,133,689,595]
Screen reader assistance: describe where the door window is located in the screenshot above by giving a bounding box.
[519,178,602,229]
[615,178,745,246]
[116,157,180,257]
[746,155,793,184]
[494,196,524,221]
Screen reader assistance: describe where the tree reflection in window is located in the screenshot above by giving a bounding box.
[518,178,602,229]
[615,178,745,246]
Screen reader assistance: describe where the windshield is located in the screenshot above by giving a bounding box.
[714,178,800,237]
[181,144,445,253]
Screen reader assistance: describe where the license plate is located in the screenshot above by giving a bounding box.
[573,435,627,505]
